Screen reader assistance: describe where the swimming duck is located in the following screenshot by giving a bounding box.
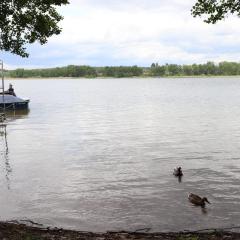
[173,167,183,177]
[188,193,210,207]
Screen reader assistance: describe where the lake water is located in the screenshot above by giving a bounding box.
[0,77,240,232]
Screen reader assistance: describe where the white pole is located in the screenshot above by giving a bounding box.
[0,59,5,112]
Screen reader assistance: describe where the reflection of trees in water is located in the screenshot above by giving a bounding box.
[0,124,12,190]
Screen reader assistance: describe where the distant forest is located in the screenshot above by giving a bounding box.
[6,61,240,78]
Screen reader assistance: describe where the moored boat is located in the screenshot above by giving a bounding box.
[0,61,30,111]
[0,94,30,110]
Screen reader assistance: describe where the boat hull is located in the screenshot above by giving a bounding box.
[0,94,30,110]
[0,101,29,110]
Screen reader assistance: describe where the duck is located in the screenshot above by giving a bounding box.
[173,167,183,177]
[188,193,210,207]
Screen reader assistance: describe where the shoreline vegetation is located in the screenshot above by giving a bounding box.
[0,222,240,240]
[5,61,240,79]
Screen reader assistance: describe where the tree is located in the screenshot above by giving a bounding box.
[168,64,182,76]
[205,61,217,75]
[192,64,200,75]
[219,61,240,75]
[150,65,166,76]
[182,65,193,75]
[191,0,240,23]
[151,63,156,68]
[0,0,69,57]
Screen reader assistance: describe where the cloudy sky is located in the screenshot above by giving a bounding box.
[2,0,240,69]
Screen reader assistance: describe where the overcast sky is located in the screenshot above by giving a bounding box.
[2,0,240,69]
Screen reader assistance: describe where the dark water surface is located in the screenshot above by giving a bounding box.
[0,77,240,232]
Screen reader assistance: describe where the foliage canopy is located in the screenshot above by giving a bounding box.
[6,62,240,78]
[0,0,69,57]
[192,0,240,23]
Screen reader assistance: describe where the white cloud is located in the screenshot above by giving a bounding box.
[4,0,240,68]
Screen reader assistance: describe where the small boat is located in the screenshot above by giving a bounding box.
[0,94,30,110]
[0,62,30,111]
[188,193,210,207]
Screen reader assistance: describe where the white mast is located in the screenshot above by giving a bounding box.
[0,60,5,120]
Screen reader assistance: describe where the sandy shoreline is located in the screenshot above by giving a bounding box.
[0,221,240,240]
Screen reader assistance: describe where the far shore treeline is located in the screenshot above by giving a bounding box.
[6,61,240,78]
